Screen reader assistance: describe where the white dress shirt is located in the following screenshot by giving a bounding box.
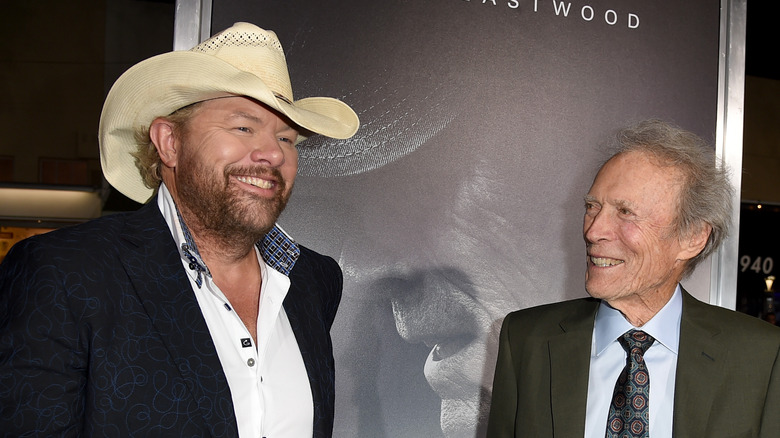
[158,184,313,438]
[584,285,682,438]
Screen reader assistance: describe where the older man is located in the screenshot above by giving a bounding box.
[487,120,780,437]
[0,23,358,437]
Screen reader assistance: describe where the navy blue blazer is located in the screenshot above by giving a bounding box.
[0,200,342,437]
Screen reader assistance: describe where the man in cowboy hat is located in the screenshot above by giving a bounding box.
[0,22,358,438]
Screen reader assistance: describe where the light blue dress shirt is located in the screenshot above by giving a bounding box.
[584,285,682,438]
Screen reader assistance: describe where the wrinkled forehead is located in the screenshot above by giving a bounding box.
[591,151,686,213]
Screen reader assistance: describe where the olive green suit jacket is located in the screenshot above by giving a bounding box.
[487,290,780,437]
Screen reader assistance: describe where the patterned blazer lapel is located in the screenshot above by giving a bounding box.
[117,201,238,436]
[549,303,598,437]
[284,250,337,438]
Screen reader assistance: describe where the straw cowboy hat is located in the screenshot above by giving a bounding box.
[99,22,360,204]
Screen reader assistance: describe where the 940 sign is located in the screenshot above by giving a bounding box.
[740,255,775,275]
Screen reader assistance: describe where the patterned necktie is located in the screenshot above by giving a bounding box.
[605,329,655,438]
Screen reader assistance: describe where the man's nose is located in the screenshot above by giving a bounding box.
[584,209,613,243]
[249,134,285,167]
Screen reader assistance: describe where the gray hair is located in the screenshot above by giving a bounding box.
[609,119,734,278]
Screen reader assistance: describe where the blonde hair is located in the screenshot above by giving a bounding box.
[131,103,202,190]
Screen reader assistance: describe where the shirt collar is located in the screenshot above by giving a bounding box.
[593,284,682,356]
[259,223,300,276]
[157,183,300,287]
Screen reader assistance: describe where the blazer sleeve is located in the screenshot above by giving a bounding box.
[486,313,520,437]
[760,334,780,437]
[0,237,87,436]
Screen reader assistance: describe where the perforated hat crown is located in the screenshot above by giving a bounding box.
[99,22,359,204]
[190,23,294,102]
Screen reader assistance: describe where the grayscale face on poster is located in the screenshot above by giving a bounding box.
[213,0,721,436]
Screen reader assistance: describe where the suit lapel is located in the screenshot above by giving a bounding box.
[117,201,238,436]
[672,290,727,436]
[549,301,599,437]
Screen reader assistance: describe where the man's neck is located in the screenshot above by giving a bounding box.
[195,231,264,345]
[188,227,258,268]
[608,286,677,327]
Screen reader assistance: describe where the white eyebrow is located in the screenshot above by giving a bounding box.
[584,195,637,211]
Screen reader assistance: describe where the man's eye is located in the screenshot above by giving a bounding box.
[279,136,293,144]
[236,127,251,133]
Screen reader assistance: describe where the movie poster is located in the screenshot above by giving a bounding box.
[211,1,721,436]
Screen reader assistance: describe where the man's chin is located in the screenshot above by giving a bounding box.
[584,280,610,300]
[233,196,289,235]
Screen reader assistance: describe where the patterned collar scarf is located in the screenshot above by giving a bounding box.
[176,209,300,288]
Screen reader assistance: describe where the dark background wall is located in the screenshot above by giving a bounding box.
[0,1,777,204]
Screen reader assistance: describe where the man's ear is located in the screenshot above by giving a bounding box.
[678,223,712,261]
[149,118,179,168]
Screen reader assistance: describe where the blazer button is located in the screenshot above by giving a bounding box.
[247,358,256,367]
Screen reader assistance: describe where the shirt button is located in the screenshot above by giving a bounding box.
[247,358,256,367]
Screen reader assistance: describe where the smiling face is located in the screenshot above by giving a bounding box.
[155,96,299,242]
[583,151,694,315]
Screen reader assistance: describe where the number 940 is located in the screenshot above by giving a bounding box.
[740,255,774,274]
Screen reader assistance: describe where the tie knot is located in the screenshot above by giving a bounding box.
[618,329,655,355]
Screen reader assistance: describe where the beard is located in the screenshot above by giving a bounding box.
[175,154,292,244]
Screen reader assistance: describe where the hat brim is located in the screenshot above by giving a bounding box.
[99,51,359,204]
